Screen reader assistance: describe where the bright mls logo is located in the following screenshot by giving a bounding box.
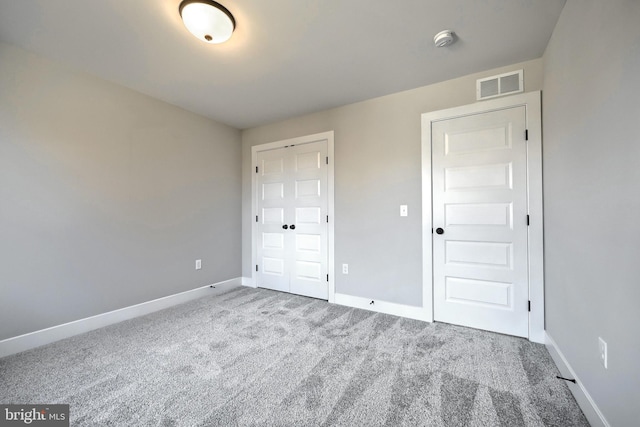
[1,405,69,426]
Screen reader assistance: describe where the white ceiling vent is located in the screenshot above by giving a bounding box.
[476,70,524,101]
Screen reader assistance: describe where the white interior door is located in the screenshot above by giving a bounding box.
[432,106,529,337]
[289,143,328,299]
[256,147,290,293]
[256,140,328,299]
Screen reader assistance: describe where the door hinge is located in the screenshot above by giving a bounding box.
[256,265,259,272]
[256,215,258,223]
[527,215,530,226]
[528,300,531,312]
[326,215,329,223]
[525,129,529,141]
[327,274,329,282]
[255,166,258,173]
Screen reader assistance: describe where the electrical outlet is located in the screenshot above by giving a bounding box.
[400,205,408,217]
[598,337,607,369]
[195,259,202,270]
[342,264,348,274]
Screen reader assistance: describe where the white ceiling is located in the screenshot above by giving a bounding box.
[0,0,565,129]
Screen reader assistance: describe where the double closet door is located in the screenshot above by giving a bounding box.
[255,140,328,300]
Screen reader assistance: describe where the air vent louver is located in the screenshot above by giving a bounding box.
[477,70,524,101]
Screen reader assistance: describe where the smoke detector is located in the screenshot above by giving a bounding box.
[434,30,454,48]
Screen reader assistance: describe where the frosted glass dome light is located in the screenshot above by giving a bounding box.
[179,0,235,44]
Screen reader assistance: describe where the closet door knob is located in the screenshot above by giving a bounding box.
[290,225,296,230]
[282,225,288,230]
[435,227,444,235]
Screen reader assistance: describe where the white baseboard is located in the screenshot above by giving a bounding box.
[241,276,255,287]
[0,277,243,359]
[545,332,610,427]
[333,293,431,322]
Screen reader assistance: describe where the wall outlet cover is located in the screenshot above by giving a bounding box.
[598,337,608,369]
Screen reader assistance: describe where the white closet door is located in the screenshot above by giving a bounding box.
[256,140,328,299]
[289,142,328,299]
[432,106,529,337]
[256,147,290,293]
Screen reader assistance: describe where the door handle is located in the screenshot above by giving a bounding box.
[435,227,444,235]
[282,224,288,230]
[290,225,296,230]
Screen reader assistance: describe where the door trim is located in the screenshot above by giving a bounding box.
[251,131,335,302]
[421,91,544,343]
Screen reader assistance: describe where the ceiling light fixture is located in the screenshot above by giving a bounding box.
[434,30,454,48]
[179,0,235,44]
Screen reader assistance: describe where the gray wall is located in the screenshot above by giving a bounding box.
[542,0,640,425]
[0,43,242,340]
[242,59,543,306]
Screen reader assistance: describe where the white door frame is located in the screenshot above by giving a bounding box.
[251,131,336,302]
[421,91,544,343]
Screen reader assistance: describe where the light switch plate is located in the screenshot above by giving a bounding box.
[400,205,408,217]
